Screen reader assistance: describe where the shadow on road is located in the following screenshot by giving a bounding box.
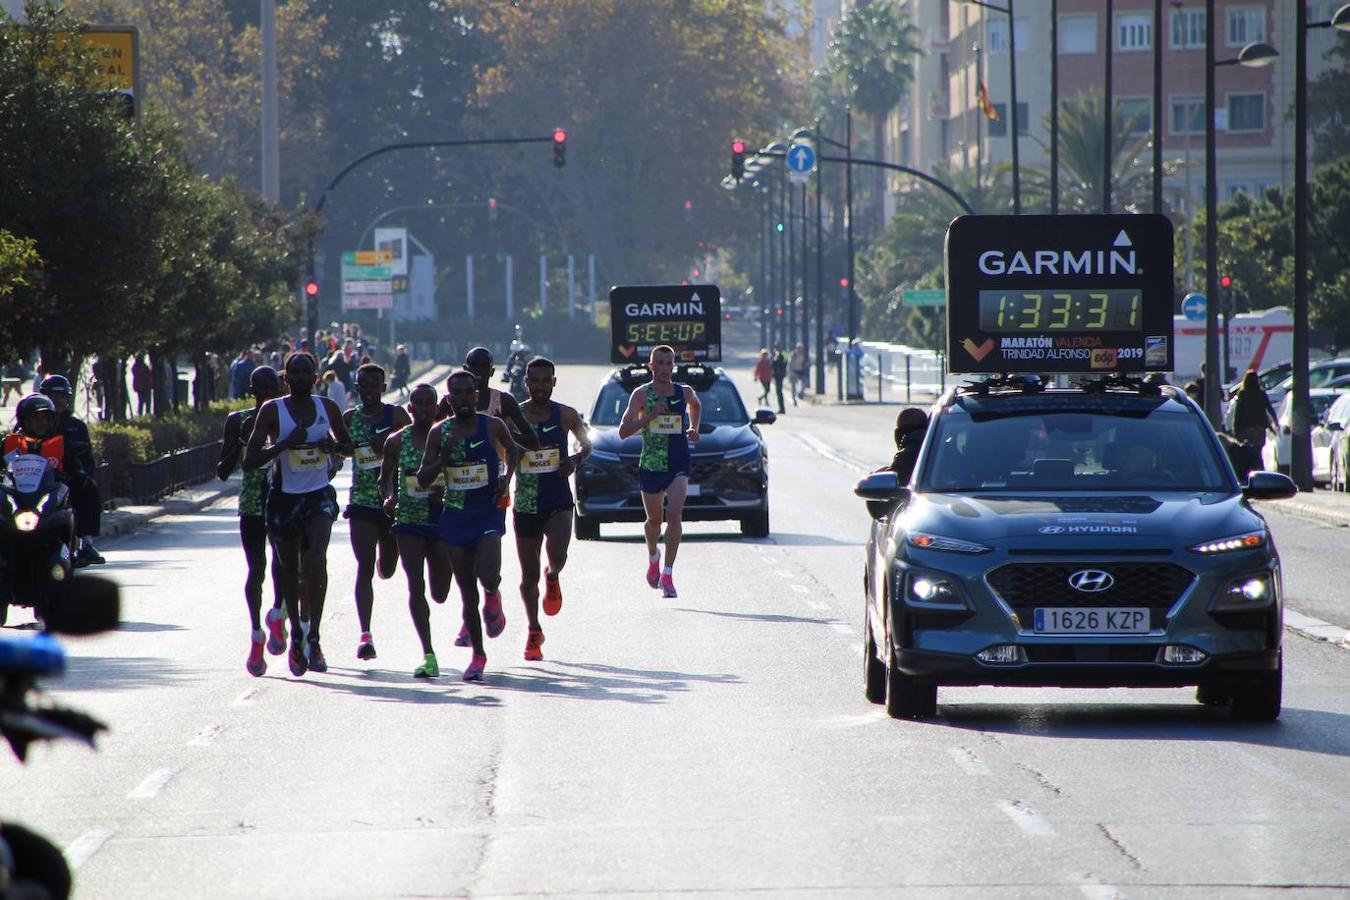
[116,620,187,633]
[285,669,504,707]
[60,654,193,690]
[671,607,838,626]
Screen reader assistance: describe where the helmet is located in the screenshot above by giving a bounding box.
[15,393,57,437]
[38,374,73,397]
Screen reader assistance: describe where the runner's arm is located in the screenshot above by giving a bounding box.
[489,417,522,486]
[501,395,540,449]
[684,385,701,443]
[417,426,444,486]
[242,402,284,471]
[379,431,402,515]
[618,389,665,439]
[322,398,355,455]
[559,406,591,477]
[217,412,242,480]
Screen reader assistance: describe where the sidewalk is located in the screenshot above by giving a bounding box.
[1255,488,1350,528]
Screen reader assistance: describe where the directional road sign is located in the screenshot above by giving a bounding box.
[786,143,816,185]
[902,289,947,307]
[1182,293,1207,322]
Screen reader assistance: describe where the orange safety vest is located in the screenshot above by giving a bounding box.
[2,433,65,472]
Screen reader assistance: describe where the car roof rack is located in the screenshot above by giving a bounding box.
[613,363,720,391]
[1073,374,1163,397]
[956,374,1044,397]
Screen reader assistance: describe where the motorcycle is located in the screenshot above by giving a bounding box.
[0,454,76,628]
[502,349,530,403]
[1,576,119,900]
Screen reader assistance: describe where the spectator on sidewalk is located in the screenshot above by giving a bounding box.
[770,345,788,414]
[788,342,808,406]
[391,344,412,400]
[132,354,153,416]
[1,359,25,406]
[229,349,256,400]
[752,349,772,406]
[322,369,348,410]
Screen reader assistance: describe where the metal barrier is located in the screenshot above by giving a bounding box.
[127,441,222,505]
[856,342,947,403]
[94,461,115,511]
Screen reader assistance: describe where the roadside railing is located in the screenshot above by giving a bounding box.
[127,441,222,505]
[856,342,947,403]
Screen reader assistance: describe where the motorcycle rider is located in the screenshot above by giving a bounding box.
[3,394,67,470]
[38,375,105,567]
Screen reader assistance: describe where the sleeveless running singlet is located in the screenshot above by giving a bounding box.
[515,402,573,515]
[237,408,269,518]
[439,415,499,512]
[639,383,691,474]
[348,403,395,508]
[396,430,442,526]
[274,395,332,495]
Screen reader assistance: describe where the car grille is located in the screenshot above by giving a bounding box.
[988,563,1195,629]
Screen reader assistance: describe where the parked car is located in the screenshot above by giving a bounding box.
[1262,387,1348,474]
[1322,393,1350,490]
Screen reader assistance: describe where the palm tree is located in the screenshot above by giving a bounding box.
[827,1,923,236]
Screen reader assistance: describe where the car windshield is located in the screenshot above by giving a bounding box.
[919,395,1233,492]
[590,380,749,427]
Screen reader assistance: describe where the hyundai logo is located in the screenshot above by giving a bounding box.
[1068,569,1115,593]
[1038,525,1066,534]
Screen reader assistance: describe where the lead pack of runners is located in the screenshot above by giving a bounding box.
[219,345,709,684]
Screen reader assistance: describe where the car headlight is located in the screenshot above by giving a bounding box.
[895,569,970,611]
[1189,531,1266,554]
[907,532,991,554]
[588,448,621,463]
[1214,573,1274,610]
[724,443,759,459]
[14,510,39,532]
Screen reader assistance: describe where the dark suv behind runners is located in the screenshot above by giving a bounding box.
[574,364,774,540]
[854,376,1298,721]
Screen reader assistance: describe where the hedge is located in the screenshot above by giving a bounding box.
[90,399,250,497]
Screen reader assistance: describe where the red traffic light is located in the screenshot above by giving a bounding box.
[552,128,567,144]
[839,277,849,289]
[683,200,693,211]
[731,139,746,155]
[304,280,319,298]
[1220,275,1233,289]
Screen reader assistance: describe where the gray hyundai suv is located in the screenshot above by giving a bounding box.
[855,376,1296,721]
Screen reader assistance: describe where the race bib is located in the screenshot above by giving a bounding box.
[353,444,382,470]
[519,448,560,474]
[650,414,683,435]
[287,447,327,472]
[405,471,445,499]
[447,463,489,491]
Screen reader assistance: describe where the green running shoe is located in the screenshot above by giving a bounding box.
[414,653,440,678]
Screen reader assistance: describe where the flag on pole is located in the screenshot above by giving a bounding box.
[977,80,999,121]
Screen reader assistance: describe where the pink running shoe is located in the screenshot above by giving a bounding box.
[524,628,545,661]
[646,560,660,589]
[482,590,506,639]
[659,573,678,598]
[246,630,267,677]
[264,607,288,656]
[462,653,487,682]
[454,623,471,647]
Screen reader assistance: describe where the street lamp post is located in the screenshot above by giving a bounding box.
[1152,0,1164,215]
[956,0,1020,214]
[1203,0,1278,427]
[1104,0,1114,213]
[1050,0,1059,214]
[1293,2,1350,490]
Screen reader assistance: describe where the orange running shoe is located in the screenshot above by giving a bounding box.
[524,628,545,661]
[542,569,563,616]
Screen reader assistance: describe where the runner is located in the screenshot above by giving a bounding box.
[618,345,701,598]
[342,363,410,661]
[243,351,353,677]
[379,384,453,678]
[216,366,288,676]
[513,357,591,660]
[418,369,526,681]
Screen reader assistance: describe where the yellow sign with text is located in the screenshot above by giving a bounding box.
[80,29,137,91]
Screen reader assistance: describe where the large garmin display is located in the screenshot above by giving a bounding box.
[946,215,1174,374]
[610,284,722,364]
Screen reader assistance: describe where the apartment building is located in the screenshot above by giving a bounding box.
[891,1,1345,209]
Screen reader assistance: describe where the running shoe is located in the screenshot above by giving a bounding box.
[357,632,377,660]
[246,630,267,677]
[454,623,471,647]
[307,640,329,673]
[482,590,506,639]
[646,559,660,589]
[659,573,678,598]
[462,653,487,682]
[76,544,106,567]
[414,652,440,678]
[524,628,545,661]
[264,607,288,656]
[542,570,563,616]
[288,637,308,677]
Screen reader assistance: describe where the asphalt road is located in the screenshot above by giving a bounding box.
[4,350,1350,898]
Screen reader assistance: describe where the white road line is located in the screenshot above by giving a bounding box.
[65,829,113,869]
[806,599,829,610]
[232,686,262,707]
[850,644,865,657]
[794,432,870,474]
[187,724,226,747]
[998,800,1057,837]
[1080,884,1129,900]
[1284,608,1350,650]
[829,621,854,636]
[790,583,809,593]
[128,766,181,799]
[776,570,795,579]
[948,746,992,776]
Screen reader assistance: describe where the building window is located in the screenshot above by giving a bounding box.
[987,18,1029,54]
[1171,7,1206,49]
[988,102,1029,137]
[1227,6,1265,46]
[1117,13,1152,51]
[1171,95,1205,135]
[1060,15,1095,54]
[1227,93,1265,132]
[1118,97,1152,135]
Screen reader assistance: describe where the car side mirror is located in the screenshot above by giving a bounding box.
[753,408,777,425]
[1328,421,1344,432]
[1243,470,1298,501]
[854,470,910,520]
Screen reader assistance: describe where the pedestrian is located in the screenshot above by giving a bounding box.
[321,369,348,410]
[512,357,592,661]
[132,355,153,416]
[379,383,452,678]
[618,345,702,598]
[1232,371,1278,448]
[788,342,808,406]
[392,344,412,400]
[418,369,530,682]
[342,363,410,662]
[39,376,105,567]
[2,359,26,406]
[243,351,353,677]
[229,349,255,400]
[752,349,772,406]
[770,344,788,414]
[216,365,288,677]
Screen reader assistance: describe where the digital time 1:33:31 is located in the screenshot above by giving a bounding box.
[977,289,1143,333]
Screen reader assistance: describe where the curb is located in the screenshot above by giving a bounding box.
[1256,496,1350,529]
[101,480,241,538]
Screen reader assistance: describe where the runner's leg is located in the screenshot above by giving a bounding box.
[240,518,267,631]
[300,513,334,645]
[475,532,503,595]
[428,540,452,604]
[662,476,689,568]
[448,546,484,655]
[543,507,573,579]
[275,533,304,635]
[516,530,544,631]
[349,516,379,634]
[641,489,665,561]
[377,518,399,580]
[398,533,434,655]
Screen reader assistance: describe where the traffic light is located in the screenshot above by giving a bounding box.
[775,221,784,233]
[1220,274,1234,307]
[731,139,746,181]
[487,197,498,221]
[683,199,693,223]
[304,278,320,300]
[838,277,850,301]
[552,128,567,168]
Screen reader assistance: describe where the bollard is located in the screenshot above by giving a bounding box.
[877,353,883,403]
[906,355,912,403]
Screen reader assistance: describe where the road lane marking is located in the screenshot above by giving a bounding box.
[998,800,1056,837]
[948,746,992,775]
[1079,884,1129,900]
[65,829,113,869]
[794,432,869,473]
[128,767,181,799]
[187,724,226,747]
[776,570,795,579]
[829,621,854,636]
[1284,608,1350,650]
[806,599,829,610]
[232,686,263,707]
[850,644,864,657]
[791,583,809,593]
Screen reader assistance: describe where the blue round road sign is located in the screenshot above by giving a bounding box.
[1182,293,1206,322]
[786,143,816,174]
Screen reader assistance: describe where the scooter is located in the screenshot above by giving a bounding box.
[0,454,76,628]
[1,576,119,900]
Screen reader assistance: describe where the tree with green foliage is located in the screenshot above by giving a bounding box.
[826,1,922,236]
[1307,36,1350,166]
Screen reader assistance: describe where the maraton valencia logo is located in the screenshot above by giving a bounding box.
[962,337,995,362]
